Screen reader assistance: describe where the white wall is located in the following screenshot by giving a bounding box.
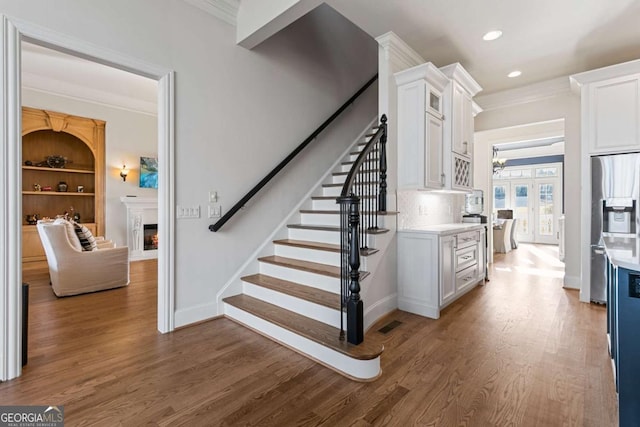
[22,88,158,247]
[474,90,581,288]
[2,1,378,321]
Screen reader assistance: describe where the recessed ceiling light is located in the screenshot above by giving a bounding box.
[508,70,522,78]
[482,30,503,41]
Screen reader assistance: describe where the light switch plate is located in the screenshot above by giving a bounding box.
[209,191,218,203]
[177,205,200,219]
[208,205,222,218]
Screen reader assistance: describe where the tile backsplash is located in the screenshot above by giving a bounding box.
[397,190,466,229]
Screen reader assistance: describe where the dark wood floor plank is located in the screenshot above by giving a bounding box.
[2,244,617,426]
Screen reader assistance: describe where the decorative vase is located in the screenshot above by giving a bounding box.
[73,212,81,222]
[57,181,68,192]
[25,214,39,225]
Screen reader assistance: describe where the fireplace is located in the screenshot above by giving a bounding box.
[120,196,158,261]
[143,224,158,250]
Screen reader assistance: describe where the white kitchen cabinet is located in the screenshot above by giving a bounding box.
[440,235,456,305]
[398,225,485,319]
[588,75,640,154]
[440,63,482,191]
[395,63,450,190]
[571,62,640,155]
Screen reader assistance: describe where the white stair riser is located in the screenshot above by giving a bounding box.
[348,152,378,162]
[288,226,379,248]
[224,304,381,381]
[274,244,340,266]
[259,262,340,294]
[288,227,340,244]
[301,212,341,226]
[301,212,389,229]
[339,161,378,173]
[322,185,378,197]
[331,174,347,184]
[242,281,342,328]
[312,198,342,210]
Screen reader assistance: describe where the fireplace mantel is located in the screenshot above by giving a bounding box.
[120,196,158,261]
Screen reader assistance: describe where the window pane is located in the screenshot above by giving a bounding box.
[536,167,557,177]
[538,183,554,235]
[514,185,529,234]
[494,186,506,209]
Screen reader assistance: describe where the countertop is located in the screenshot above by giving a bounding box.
[603,235,640,271]
[398,223,485,235]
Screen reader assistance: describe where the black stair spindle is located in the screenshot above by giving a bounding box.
[336,114,387,345]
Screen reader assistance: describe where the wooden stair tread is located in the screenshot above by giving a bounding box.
[273,239,340,252]
[323,182,377,188]
[342,159,378,165]
[287,224,390,235]
[273,238,379,257]
[312,195,376,200]
[333,170,379,177]
[241,273,340,310]
[224,294,383,360]
[300,209,398,215]
[258,255,369,280]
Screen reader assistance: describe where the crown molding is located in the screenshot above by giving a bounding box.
[440,63,482,96]
[183,0,240,26]
[570,57,640,93]
[475,76,571,112]
[376,31,424,71]
[22,71,158,116]
[394,62,450,92]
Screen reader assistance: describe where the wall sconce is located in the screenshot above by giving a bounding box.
[120,165,129,182]
[492,147,507,174]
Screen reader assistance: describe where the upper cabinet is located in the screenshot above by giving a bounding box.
[395,62,482,191]
[440,63,483,191]
[571,61,640,155]
[395,63,450,190]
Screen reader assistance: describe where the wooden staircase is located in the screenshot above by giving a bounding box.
[223,128,389,381]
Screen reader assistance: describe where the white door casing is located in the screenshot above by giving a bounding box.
[0,15,176,381]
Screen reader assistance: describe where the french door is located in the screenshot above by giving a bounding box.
[511,180,534,242]
[492,163,562,244]
[534,179,560,244]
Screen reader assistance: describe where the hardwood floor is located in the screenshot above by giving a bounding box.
[2,247,617,426]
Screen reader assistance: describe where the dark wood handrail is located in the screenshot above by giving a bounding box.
[209,74,378,232]
[339,115,386,198]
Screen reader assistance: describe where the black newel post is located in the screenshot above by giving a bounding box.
[346,196,363,345]
[378,115,388,213]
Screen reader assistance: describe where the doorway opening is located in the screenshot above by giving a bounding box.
[0,16,175,381]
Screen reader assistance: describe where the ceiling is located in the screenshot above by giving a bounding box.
[21,43,158,115]
[326,0,640,94]
[21,0,640,109]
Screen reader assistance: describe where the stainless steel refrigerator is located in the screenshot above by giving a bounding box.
[591,153,640,303]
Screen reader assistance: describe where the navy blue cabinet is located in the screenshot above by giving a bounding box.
[610,265,640,426]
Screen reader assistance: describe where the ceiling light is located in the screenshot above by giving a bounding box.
[482,30,503,41]
[508,70,522,78]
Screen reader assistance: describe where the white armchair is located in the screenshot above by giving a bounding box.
[37,220,130,297]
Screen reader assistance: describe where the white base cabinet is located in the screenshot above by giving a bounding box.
[398,226,485,319]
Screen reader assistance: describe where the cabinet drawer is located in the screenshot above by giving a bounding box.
[456,230,480,249]
[456,264,479,292]
[455,244,478,272]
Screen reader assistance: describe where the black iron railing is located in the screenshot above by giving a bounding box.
[337,114,387,345]
[209,74,378,232]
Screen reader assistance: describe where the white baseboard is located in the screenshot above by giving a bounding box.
[364,293,398,330]
[174,302,218,328]
[563,275,580,290]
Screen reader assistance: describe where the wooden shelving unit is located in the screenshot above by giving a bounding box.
[21,107,105,264]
